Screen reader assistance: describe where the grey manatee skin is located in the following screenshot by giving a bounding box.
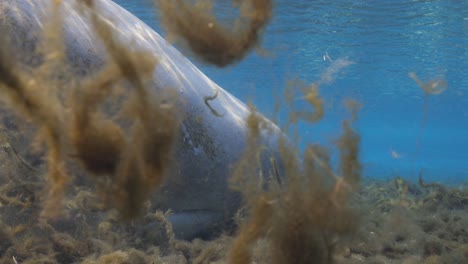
[0,0,284,240]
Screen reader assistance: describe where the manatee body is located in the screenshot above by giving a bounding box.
[0,0,283,239]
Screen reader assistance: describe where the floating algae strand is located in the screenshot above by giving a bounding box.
[73,0,181,218]
[409,72,448,178]
[156,0,272,67]
[0,22,67,219]
[0,0,180,219]
[204,89,225,117]
[409,72,447,96]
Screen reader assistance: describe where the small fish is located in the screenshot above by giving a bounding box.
[390,148,403,159]
[322,51,333,62]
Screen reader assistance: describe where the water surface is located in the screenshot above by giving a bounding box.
[115,0,468,183]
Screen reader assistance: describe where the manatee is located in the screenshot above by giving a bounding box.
[0,0,284,240]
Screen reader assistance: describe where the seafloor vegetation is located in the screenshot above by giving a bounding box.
[0,131,466,263]
[0,0,467,263]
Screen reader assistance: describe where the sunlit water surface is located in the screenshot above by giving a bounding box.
[114,0,468,184]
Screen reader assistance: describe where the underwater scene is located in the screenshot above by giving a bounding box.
[0,0,466,263]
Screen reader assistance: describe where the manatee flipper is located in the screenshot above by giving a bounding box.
[167,210,227,240]
[138,210,227,243]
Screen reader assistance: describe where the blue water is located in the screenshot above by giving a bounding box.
[115,0,468,184]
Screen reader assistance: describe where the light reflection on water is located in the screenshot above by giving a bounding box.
[114,0,467,183]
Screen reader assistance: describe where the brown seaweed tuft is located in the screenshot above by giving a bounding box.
[156,0,272,67]
[229,87,361,263]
